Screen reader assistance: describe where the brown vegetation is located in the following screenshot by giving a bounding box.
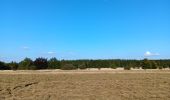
[0,70,170,100]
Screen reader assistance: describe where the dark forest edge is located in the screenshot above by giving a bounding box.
[0,57,170,70]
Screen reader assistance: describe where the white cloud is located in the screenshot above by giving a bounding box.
[47,51,56,54]
[144,51,160,57]
[22,46,30,50]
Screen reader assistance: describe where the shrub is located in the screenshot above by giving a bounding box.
[124,66,131,70]
[61,64,76,70]
[78,63,87,69]
[111,63,117,69]
[158,66,163,69]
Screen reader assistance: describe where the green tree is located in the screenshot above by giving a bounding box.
[142,59,152,69]
[0,61,11,70]
[151,61,158,69]
[18,58,35,70]
[34,58,48,69]
[48,58,61,69]
[8,61,18,70]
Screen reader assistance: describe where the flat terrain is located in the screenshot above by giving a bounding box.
[0,70,170,100]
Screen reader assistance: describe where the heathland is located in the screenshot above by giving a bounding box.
[0,70,170,100]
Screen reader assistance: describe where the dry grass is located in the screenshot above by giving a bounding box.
[0,70,170,100]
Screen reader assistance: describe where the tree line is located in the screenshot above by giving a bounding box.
[0,58,170,70]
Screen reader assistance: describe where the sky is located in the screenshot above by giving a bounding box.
[0,0,170,62]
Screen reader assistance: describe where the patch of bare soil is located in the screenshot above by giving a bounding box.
[0,70,170,100]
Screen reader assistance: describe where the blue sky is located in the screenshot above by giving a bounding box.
[0,0,170,62]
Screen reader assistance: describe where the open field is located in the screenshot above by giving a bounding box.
[0,70,170,100]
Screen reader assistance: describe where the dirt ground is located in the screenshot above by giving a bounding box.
[0,70,170,100]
